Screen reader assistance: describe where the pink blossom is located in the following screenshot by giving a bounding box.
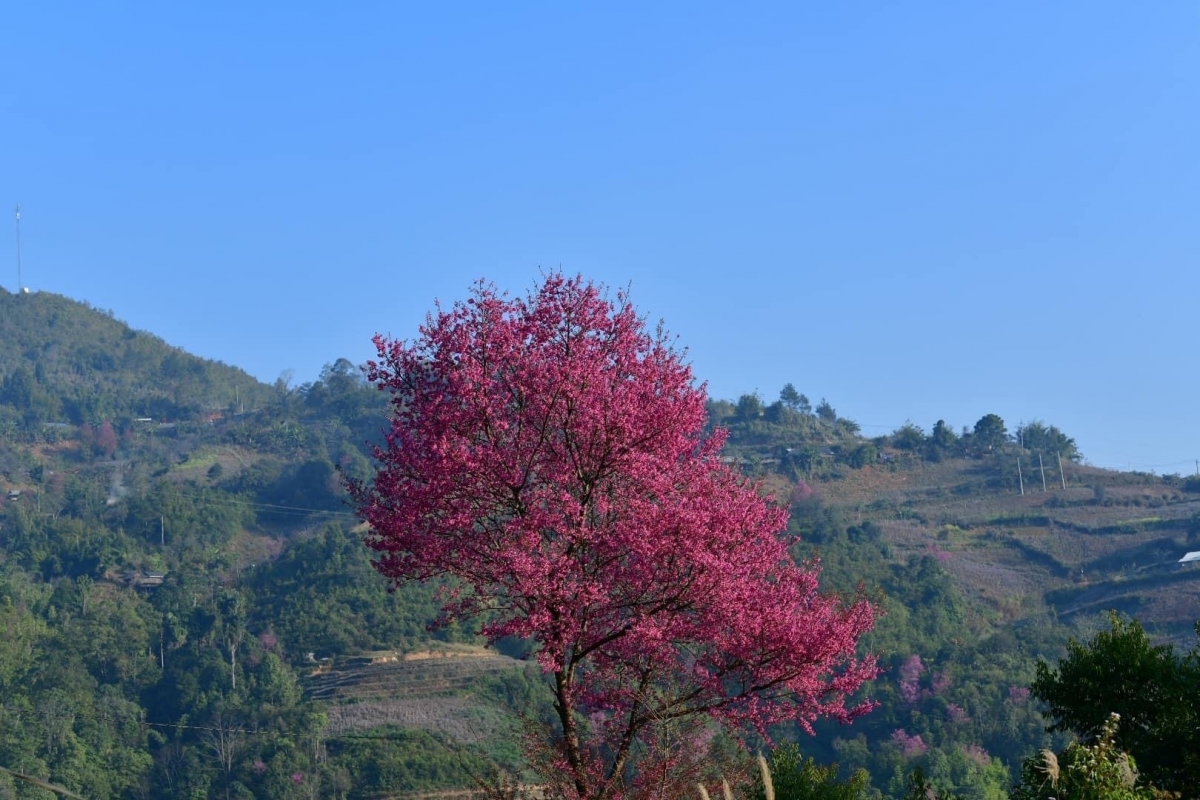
[891,729,929,758]
[1008,685,1030,704]
[353,275,879,799]
[790,480,815,504]
[291,772,304,785]
[946,703,969,724]
[962,744,990,767]
[95,420,118,458]
[899,654,925,705]
[252,759,267,775]
[899,654,925,684]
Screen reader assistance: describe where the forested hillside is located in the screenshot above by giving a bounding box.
[711,386,1200,796]
[1,291,1197,798]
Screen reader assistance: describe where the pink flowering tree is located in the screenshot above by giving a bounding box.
[898,654,926,705]
[352,275,878,799]
[95,419,119,458]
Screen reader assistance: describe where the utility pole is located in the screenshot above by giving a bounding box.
[1038,454,1047,492]
[1017,458,1025,496]
[1058,453,1067,490]
[161,515,165,547]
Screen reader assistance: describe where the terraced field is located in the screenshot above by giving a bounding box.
[815,457,1200,643]
[304,646,528,741]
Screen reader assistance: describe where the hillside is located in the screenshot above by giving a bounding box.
[1,298,1198,798]
[0,288,275,427]
[816,458,1200,640]
[710,393,1200,644]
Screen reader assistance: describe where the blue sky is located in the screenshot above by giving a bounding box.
[3,4,1197,471]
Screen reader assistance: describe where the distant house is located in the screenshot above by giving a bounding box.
[1179,552,1200,566]
[126,571,166,589]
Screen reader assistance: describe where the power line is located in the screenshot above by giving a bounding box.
[175,491,358,518]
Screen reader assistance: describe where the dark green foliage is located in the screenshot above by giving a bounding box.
[752,743,870,800]
[244,525,450,658]
[0,295,512,797]
[709,388,1079,488]
[1010,714,1156,800]
[972,414,1008,453]
[847,443,877,468]
[780,384,807,413]
[327,728,500,796]
[892,423,926,452]
[1030,613,1200,794]
[737,392,765,420]
[904,767,964,800]
[1016,421,1082,463]
[0,291,272,427]
[930,420,958,450]
[927,420,959,461]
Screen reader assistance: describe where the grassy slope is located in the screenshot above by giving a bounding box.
[811,455,1200,644]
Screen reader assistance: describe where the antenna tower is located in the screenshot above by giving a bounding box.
[13,204,22,292]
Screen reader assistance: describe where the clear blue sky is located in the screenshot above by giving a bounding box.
[3,4,1197,472]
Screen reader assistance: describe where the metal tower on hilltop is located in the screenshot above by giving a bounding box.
[14,203,23,293]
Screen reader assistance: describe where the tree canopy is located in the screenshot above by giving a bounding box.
[1030,613,1200,794]
[352,275,878,799]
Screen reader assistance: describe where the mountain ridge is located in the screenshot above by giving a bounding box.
[2,289,1199,797]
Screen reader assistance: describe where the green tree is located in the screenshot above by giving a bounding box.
[753,743,870,800]
[902,767,963,800]
[1030,613,1199,794]
[972,414,1007,453]
[1016,420,1081,463]
[737,392,764,421]
[930,420,958,451]
[892,423,925,452]
[780,384,803,412]
[1010,714,1156,800]
[848,444,877,469]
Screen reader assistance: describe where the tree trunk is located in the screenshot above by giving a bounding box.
[555,669,590,798]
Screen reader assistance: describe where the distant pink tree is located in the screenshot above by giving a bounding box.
[891,729,929,758]
[790,479,816,504]
[899,654,926,705]
[961,743,991,767]
[353,275,879,800]
[95,420,118,458]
